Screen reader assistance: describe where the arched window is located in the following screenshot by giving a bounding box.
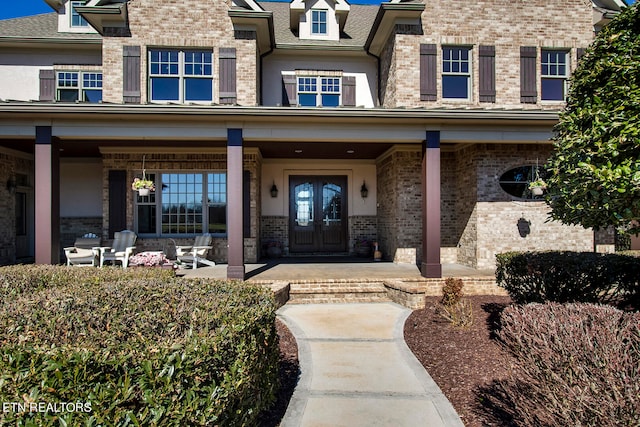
[499,165,548,199]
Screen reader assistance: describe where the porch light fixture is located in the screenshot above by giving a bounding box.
[270,182,278,198]
[360,181,368,198]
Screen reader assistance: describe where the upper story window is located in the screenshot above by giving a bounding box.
[541,50,568,101]
[311,10,327,35]
[442,47,471,100]
[149,49,213,103]
[298,76,341,107]
[135,172,227,236]
[70,1,89,27]
[499,165,548,200]
[56,71,102,102]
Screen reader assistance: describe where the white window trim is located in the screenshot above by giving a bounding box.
[541,49,569,102]
[441,46,472,101]
[70,1,89,27]
[297,76,342,107]
[55,71,103,102]
[311,9,328,35]
[148,49,214,104]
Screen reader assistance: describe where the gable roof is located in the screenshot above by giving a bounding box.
[0,13,101,45]
[260,1,377,49]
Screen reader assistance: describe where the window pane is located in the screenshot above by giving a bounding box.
[58,72,78,87]
[184,51,212,76]
[321,94,339,107]
[71,1,89,27]
[542,78,565,101]
[151,77,180,100]
[137,205,156,234]
[185,78,213,101]
[83,89,102,103]
[58,89,79,102]
[442,75,469,99]
[299,93,317,106]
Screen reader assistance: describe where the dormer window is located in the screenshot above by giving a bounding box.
[56,71,103,102]
[311,10,327,35]
[70,1,89,27]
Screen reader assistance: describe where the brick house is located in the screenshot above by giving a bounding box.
[0,0,625,278]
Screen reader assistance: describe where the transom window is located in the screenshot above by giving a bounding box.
[499,165,548,199]
[70,1,89,27]
[298,76,341,107]
[149,49,213,103]
[56,71,102,102]
[135,172,227,236]
[311,10,327,34]
[541,50,568,101]
[442,47,471,100]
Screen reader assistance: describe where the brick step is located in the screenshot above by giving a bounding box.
[288,282,391,304]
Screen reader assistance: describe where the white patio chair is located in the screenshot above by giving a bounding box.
[98,230,137,268]
[63,234,101,267]
[176,234,215,269]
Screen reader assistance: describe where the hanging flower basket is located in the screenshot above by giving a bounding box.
[528,178,547,196]
[132,177,155,195]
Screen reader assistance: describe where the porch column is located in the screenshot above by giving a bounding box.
[421,131,442,278]
[34,126,60,264]
[227,128,245,280]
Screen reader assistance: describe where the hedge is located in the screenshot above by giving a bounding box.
[0,265,279,426]
[493,303,640,426]
[495,251,640,308]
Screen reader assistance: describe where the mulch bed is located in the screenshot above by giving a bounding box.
[262,296,514,426]
[404,295,514,427]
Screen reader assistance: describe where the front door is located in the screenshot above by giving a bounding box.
[289,176,347,253]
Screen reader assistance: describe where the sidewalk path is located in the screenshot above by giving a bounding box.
[277,303,464,427]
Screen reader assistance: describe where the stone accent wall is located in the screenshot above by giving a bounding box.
[385,0,594,109]
[101,150,261,263]
[377,148,423,263]
[102,0,258,105]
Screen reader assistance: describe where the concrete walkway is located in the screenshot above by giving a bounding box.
[277,302,464,427]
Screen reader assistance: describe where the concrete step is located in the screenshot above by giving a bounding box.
[288,281,391,304]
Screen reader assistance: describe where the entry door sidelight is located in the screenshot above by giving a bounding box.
[289,176,347,253]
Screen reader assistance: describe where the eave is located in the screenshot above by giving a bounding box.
[75,4,128,36]
[228,9,275,56]
[365,2,425,57]
[0,36,102,49]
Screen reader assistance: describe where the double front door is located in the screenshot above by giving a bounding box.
[289,176,347,253]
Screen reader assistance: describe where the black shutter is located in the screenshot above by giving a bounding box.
[219,48,237,105]
[108,170,127,238]
[39,69,55,101]
[479,45,496,103]
[282,74,297,106]
[520,46,537,104]
[420,44,437,101]
[342,75,356,107]
[123,45,141,104]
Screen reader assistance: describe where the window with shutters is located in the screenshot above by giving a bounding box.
[149,49,213,103]
[134,172,227,236]
[541,50,568,101]
[442,47,471,100]
[56,71,102,102]
[298,76,341,107]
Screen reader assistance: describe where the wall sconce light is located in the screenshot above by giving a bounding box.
[270,181,278,198]
[7,177,17,194]
[360,181,368,198]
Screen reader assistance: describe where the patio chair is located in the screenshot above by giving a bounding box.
[63,233,101,267]
[98,230,137,268]
[176,234,215,269]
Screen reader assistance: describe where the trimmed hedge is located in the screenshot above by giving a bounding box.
[0,265,279,426]
[495,251,640,308]
[494,303,639,426]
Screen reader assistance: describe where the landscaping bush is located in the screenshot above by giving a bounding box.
[437,278,473,328]
[0,265,279,426]
[495,251,640,308]
[493,303,639,426]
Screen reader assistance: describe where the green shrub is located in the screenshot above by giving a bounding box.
[495,251,640,308]
[0,266,279,426]
[493,303,639,426]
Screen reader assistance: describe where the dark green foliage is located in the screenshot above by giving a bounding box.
[546,3,640,232]
[493,303,640,426]
[0,265,279,426]
[495,251,640,308]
